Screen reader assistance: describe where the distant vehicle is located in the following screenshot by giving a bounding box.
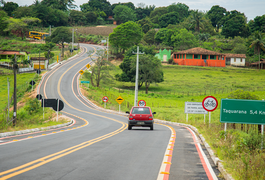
[126,106,156,130]
[29,31,49,40]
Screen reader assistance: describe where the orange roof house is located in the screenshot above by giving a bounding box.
[172,47,226,67]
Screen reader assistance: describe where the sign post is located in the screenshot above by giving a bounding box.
[116,96,124,113]
[202,96,218,125]
[81,81,90,88]
[102,96,109,108]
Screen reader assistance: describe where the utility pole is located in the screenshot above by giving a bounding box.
[133,46,144,106]
[38,51,40,74]
[107,37,109,61]
[7,77,10,123]
[72,28,74,53]
[13,54,17,126]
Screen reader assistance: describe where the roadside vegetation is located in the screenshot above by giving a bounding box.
[81,65,265,179]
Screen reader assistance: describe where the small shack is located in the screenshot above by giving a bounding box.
[155,49,171,63]
[225,53,246,66]
[31,57,48,70]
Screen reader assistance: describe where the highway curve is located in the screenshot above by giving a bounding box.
[0,43,220,180]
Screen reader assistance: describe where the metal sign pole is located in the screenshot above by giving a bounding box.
[209,112,211,124]
[43,98,44,120]
[7,77,10,123]
[119,104,121,113]
[104,102,106,109]
[57,99,59,122]
[186,114,188,122]
[261,125,264,150]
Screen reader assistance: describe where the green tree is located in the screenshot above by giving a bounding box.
[113,5,136,24]
[143,29,156,45]
[137,17,153,33]
[221,11,250,38]
[190,10,205,33]
[87,49,114,87]
[207,5,227,32]
[249,31,265,69]
[46,26,72,58]
[88,0,112,17]
[0,10,8,36]
[171,28,198,50]
[80,3,91,13]
[109,21,143,53]
[4,17,40,40]
[115,45,157,88]
[130,54,164,94]
[167,2,189,21]
[3,1,18,16]
[41,0,77,11]
[154,28,175,46]
[135,5,155,21]
[158,12,180,28]
[249,15,265,33]
[12,6,34,18]
[149,7,167,25]
[69,10,86,26]
[84,11,98,24]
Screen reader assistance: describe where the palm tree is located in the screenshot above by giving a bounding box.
[190,10,205,33]
[249,31,265,69]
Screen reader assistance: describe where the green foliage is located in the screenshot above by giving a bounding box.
[221,10,250,38]
[0,10,8,36]
[24,98,41,115]
[143,29,156,45]
[228,89,259,100]
[109,21,143,52]
[171,28,198,50]
[113,5,136,24]
[3,1,19,16]
[207,5,227,32]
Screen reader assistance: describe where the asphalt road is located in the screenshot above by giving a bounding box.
[0,44,220,180]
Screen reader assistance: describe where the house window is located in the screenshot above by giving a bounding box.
[186,54,193,59]
[210,55,215,59]
[177,54,179,59]
[241,59,243,62]
[234,59,236,62]
[202,55,207,59]
[174,54,176,59]
[194,54,200,59]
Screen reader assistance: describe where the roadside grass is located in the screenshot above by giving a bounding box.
[81,64,265,179]
[0,72,37,111]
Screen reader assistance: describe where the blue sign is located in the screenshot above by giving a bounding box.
[81,81,90,83]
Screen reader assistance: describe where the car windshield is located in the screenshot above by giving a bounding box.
[132,107,150,114]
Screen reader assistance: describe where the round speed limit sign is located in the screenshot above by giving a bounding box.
[138,100,146,107]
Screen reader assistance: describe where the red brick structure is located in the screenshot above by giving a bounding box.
[173,47,226,67]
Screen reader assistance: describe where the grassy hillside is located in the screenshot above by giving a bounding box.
[81,64,265,180]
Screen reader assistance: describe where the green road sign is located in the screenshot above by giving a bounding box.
[220,99,265,125]
[81,81,90,83]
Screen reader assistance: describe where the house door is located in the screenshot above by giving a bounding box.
[163,54,167,62]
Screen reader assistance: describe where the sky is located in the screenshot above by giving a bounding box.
[6,0,265,21]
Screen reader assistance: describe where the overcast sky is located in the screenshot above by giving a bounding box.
[7,0,265,21]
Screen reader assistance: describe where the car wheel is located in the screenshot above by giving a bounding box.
[150,125,153,130]
[128,125,132,130]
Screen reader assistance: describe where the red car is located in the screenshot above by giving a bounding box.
[126,106,156,130]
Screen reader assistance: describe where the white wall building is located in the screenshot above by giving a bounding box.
[225,54,246,66]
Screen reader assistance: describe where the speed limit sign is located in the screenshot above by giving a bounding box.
[138,100,146,107]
